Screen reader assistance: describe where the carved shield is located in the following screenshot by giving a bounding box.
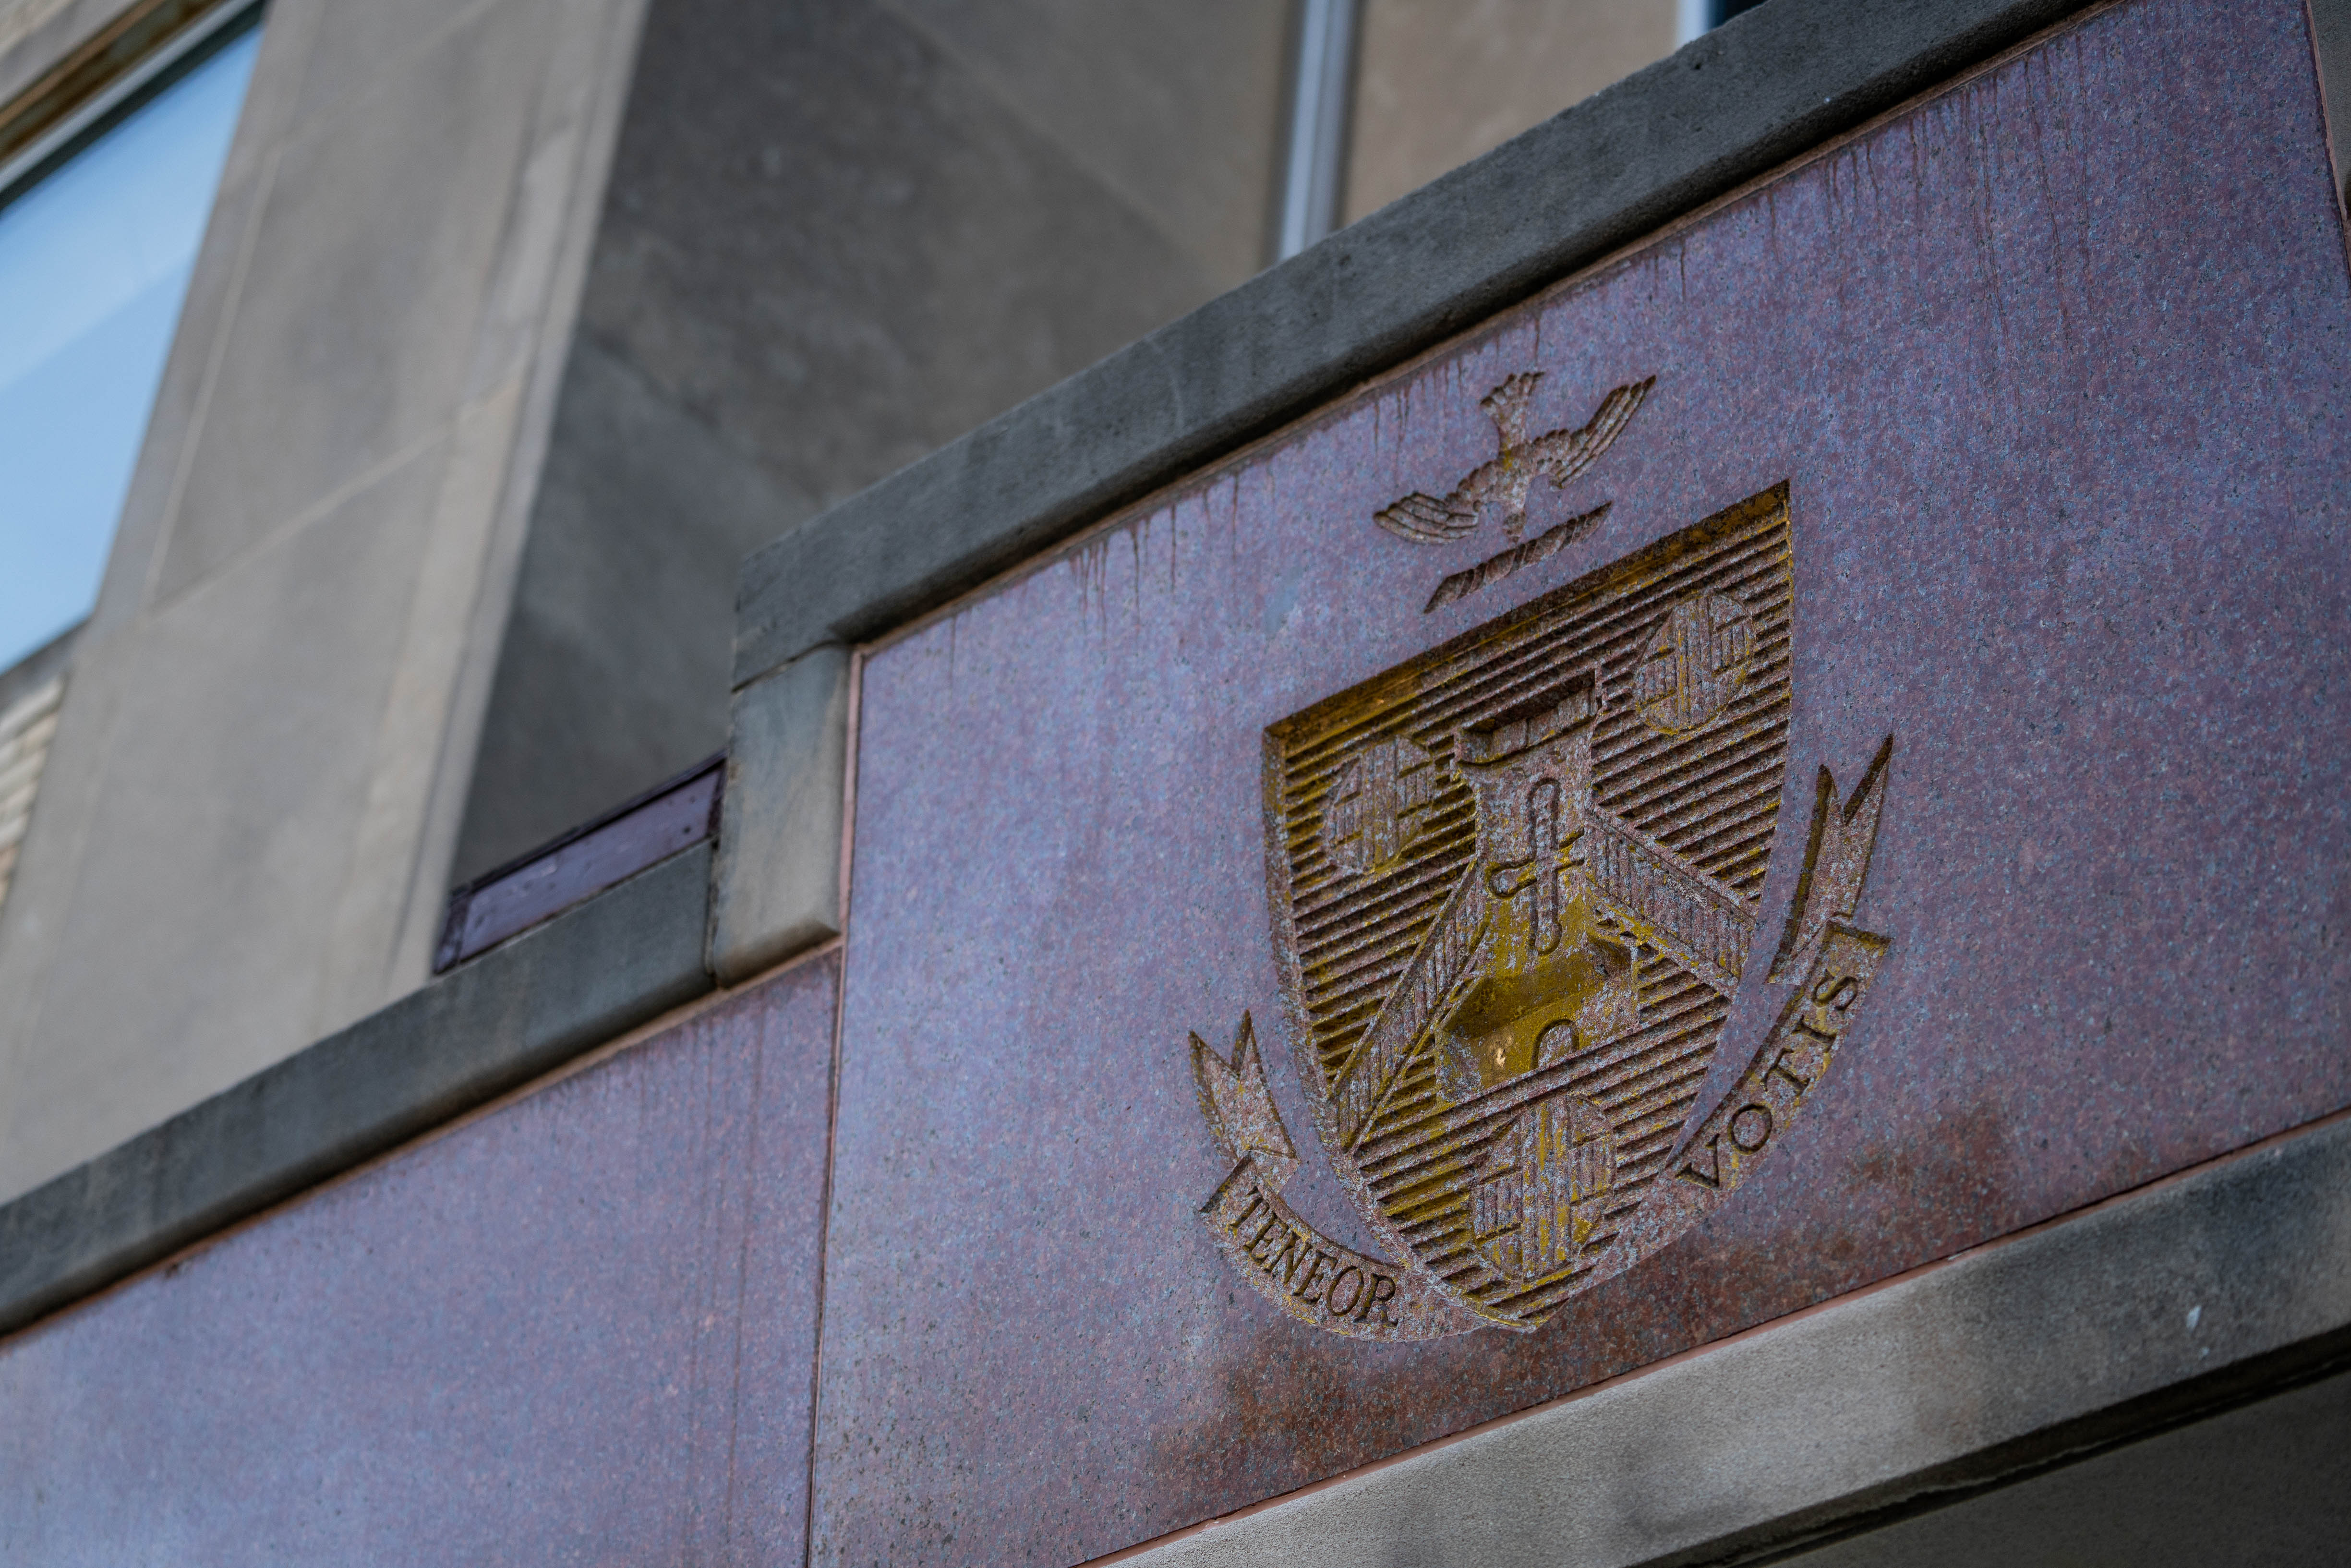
[1264,484,1798,1332]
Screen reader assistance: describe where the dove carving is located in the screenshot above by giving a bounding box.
[1376,373,1654,545]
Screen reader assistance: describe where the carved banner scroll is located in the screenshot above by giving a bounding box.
[1185,455,1900,1340]
[1192,1018,1482,1340]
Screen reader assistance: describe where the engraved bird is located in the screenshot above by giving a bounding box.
[1376,373,1654,545]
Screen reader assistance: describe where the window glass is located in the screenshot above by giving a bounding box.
[0,24,260,671]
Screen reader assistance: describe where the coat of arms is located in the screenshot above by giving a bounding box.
[1188,429,1894,1341]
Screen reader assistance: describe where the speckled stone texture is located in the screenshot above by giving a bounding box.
[820,0,2351,1562]
[0,956,838,1566]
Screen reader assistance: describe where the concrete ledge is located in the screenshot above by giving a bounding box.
[1113,1114,2351,1568]
[0,844,715,1339]
[709,645,850,984]
[733,0,2098,687]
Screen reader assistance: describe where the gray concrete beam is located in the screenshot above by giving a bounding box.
[1108,1114,2351,1568]
[709,645,851,983]
[0,844,713,1339]
[1780,1368,2351,1566]
[732,0,2101,688]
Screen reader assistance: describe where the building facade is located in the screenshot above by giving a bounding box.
[2,0,2349,1562]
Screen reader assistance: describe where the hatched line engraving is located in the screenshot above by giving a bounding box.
[1423,504,1613,613]
[1188,432,1900,1339]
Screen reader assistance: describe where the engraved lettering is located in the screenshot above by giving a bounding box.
[1764,1047,1813,1097]
[1192,485,1899,1339]
[1812,973,1860,1011]
[1676,1133,1724,1188]
[1326,1266,1365,1316]
[1728,1103,1774,1154]
[1251,1222,1287,1267]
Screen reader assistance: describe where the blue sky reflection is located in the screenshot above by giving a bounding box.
[0,27,260,671]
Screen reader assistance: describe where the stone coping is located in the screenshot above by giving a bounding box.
[732,0,2100,688]
[0,845,714,1339]
[1107,1112,2351,1568]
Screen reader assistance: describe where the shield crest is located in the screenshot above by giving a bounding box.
[1265,483,1796,1332]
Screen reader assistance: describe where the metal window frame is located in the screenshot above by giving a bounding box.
[0,0,261,210]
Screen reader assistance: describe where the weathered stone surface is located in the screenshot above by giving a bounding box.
[0,0,2110,1352]
[0,845,712,1339]
[4,4,2345,1564]
[7,940,2342,1566]
[710,645,850,984]
[811,1,2351,1560]
[1121,1114,2351,1568]
[0,953,835,1564]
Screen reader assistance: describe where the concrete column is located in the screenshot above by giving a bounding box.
[448,0,1295,882]
[0,0,648,1203]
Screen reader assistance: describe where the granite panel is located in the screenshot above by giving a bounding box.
[819,1,2351,1561]
[1124,1115,2351,1568]
[0,955,838,1565]
[0,844,714,1338]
